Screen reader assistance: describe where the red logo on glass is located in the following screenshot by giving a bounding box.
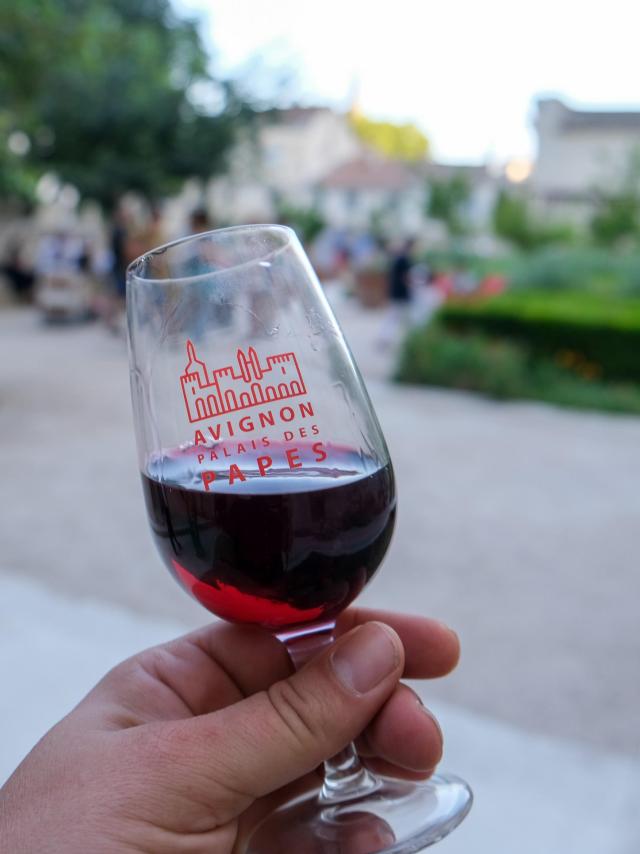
[180,340,307,424]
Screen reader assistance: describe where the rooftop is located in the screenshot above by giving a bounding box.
[539,98,640,133]
[320,154,417,190]
[564,110,640,132]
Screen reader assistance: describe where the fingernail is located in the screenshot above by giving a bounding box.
[330,622,400,694]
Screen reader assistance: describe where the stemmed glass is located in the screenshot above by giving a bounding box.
[127,224,471,853]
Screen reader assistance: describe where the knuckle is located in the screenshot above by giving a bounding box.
[266,679,321,752]
[97,654,154,701]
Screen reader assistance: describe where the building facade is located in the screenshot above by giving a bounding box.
[206,106,497,242]
[531,98,640,221]
[208,108,364,223]
[317,153,424,236]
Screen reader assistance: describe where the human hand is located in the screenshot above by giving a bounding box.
[0,609,459,854]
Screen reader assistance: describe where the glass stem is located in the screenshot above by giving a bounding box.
[278,622,381,805]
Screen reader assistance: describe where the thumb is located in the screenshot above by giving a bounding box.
[167,622,404,821]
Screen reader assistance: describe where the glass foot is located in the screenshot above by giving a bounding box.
[243,773,472,853]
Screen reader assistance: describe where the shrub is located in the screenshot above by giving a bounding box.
[503,246,640,295]
[590,150,640,247]
[439,291,640,382]
[276,204,326,244]
[591,192,640,247]
[506,247,616,291]
[493,191,574,251]
[426,174,471,237]
[397,324,529,398]
[396,323,640,415]
[422,249,514,279]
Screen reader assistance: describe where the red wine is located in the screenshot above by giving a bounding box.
[141,443,395,630]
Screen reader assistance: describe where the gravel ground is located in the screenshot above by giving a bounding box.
[2,301,639,757]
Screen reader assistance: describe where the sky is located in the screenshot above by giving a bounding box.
[176,0,640,164]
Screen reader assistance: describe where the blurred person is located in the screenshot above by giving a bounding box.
[36,229,90,276]
[409,262,443,327]
[0,205,37,302]
[451,264,478,296]
[335,243,356,296]
[127,205,166,260]
[184,211,218,275]
[432,270,455,299]
[103,205,166,335]
[378,237,416,348]
[34,227,93,323]
[109,204,131,304]
[100,205,135,335]
[178,210,240,334]
[307,227,341,278]
[190,206,214,234]
[0,238,35,302]
[0,609,458,853]
[351,231,380,269]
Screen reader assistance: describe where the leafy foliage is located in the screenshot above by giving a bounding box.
[493,190,573,250]
[350,114,429,161]
[590,193,640,246]
[590,149,640,247]
[275,203,326,244]
[0,117,38,204]
[396,322,640,414]
[504,246,640,295]
[439,291,640,382]
[426,174,470,236]
[0,0,247,208]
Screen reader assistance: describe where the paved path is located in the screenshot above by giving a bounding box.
[1,303,639,762]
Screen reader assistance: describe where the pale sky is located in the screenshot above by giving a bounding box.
[176,0,640,164]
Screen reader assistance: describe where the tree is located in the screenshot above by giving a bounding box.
[275,202,326,244]
[351,115,429,162]
[590,189,640,247]
[591,194,639,246]
[493,190,534,249]
[590,148,640,247]
[0,0,248,209]
[427,174,470,236]
[493,190,573,250]
[0,119,38,205]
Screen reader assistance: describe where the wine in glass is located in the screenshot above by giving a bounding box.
[127,225,471,853]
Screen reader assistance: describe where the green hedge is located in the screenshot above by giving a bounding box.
[396,323,640,415]
[440,291,640,382]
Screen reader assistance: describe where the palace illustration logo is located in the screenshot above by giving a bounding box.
[180,340,307,424]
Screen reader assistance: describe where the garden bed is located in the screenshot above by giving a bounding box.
[396,317,640,415]
[439,291,640,382]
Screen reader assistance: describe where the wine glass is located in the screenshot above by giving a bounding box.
[127,224,472,853]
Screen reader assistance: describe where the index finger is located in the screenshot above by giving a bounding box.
[336,608,460,679]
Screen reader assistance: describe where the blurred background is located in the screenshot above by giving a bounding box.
[1,2,639,851]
